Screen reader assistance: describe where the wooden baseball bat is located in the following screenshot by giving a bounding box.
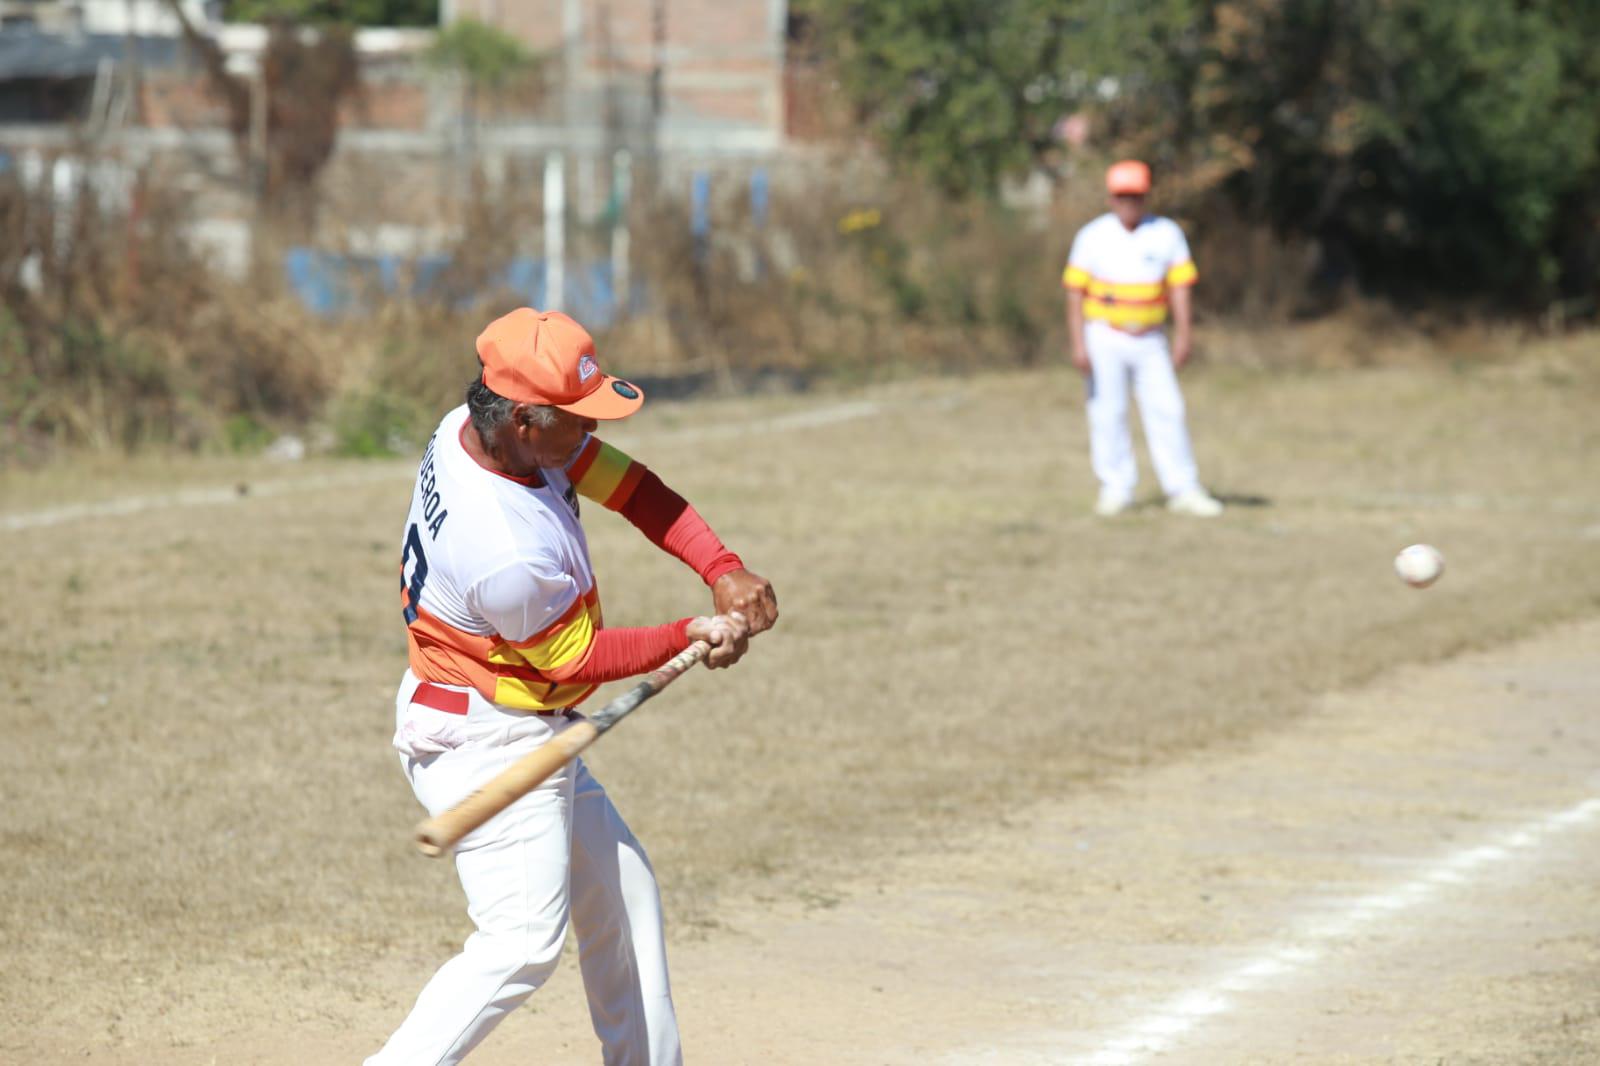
[413,640,712,857]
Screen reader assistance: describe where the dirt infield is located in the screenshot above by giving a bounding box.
[17,613,1600,1066]
[4,336,1599,1063]
[441,618,1600,1065]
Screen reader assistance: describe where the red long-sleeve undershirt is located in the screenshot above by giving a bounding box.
[619,469,745,586]
[558,468,741,685]
[557,618,693,685]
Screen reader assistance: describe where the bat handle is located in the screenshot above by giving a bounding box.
[410,638,715,859]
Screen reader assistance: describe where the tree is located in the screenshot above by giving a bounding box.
[804,0,1600,307]
[425,17,536,91]
[223,0,438,28]
[798,0,1196,198]
[162,0,361,224]
[799,0,1075,198]
[1180,0,1600,304]
[424,17,543,158]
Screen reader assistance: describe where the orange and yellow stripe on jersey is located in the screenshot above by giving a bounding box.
[405,585,604,712]
[566,437,647,510]
[1063,261,1198,330]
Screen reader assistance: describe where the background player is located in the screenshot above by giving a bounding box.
[1063,159,1224,517]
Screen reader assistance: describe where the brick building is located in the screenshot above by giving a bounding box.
[0,0,790,154]
[0,0,804,308]
[443,0,787,152]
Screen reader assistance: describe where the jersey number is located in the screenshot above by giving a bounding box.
[401,522,429,624]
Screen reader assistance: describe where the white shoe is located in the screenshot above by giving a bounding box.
[1094,489,1133,517]
[1167,489,1224,517]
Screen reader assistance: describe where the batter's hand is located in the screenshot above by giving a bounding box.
[1070,347,1090,374]
[688,611,750,669]
[712,568,778,636]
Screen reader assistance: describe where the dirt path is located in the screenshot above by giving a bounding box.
[31,618,1600,1065]
[470,615,1600,1065]
[654,616,1600,1066]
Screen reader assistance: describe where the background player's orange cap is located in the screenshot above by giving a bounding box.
[1106,159,1152,196]
[475,308,644,420]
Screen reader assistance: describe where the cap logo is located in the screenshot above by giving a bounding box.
[578,354,599,383]
[612,381,640,399]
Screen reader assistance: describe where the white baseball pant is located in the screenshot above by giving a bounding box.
[366,673,681,1066]
[1083,320,1202,499]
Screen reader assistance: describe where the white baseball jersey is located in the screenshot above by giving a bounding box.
[400,405,614,712]
[1063,213,1198,331]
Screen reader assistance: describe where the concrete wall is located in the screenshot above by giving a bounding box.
[445,0,787,143]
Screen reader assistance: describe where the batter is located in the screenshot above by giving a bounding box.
[366,307,778,1066]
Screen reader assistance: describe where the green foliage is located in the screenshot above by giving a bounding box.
[1180,0,1600,304]
[222,0,437,28]
[222,413,275,453]
[800,0,1083,198]
[7,314,182,449]
[800,0,1198,197]
[805,0,1600,307]
[331,389,428,458]
[425,18,537,89]
[0,307,33,419]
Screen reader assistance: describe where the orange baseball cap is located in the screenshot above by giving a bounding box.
[475,308,644,420]
[1106,159,1152,196]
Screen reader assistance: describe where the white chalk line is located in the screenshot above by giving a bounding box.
[0,468,404,532]
[0,399,886,533]
[649,399,884,443]
[1074,794,1600,1066]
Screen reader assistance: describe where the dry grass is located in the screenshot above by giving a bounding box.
[2,328,1599,1055]
[0,172,340,459]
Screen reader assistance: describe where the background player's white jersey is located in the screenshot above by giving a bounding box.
[1063,213,1198,331]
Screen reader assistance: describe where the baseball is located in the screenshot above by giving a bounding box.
[1394,544,1445,588]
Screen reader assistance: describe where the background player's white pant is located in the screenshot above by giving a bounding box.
[1083,320,1202,499]
[367,676,681,1066]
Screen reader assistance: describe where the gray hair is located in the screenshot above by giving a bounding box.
[465,376,560,442]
